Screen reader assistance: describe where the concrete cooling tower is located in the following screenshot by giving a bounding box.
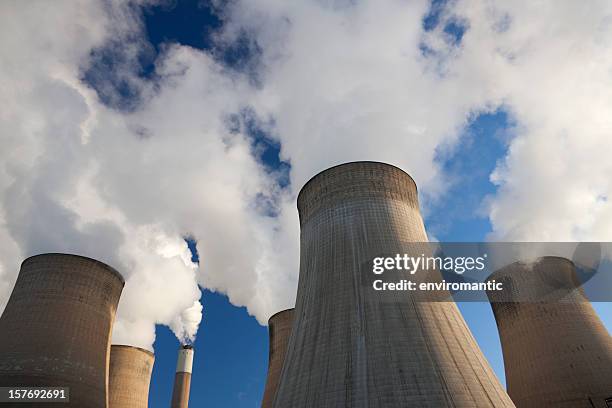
[171,345,194,408]
[0,253,124,408]
[273,161,515,407]
[109,345,155,408]
[487,256,612,408]
[262,309,295,408]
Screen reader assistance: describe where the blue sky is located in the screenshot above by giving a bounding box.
[76,1,612,407]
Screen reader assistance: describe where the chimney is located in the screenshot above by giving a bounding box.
[171,345,194,408]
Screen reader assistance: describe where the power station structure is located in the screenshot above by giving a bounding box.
[0,253,124,408]
[262,308,295,408]
[487,256,612,408]
[171,344,194,408]
[109,345,155,408]
[273,161,515,407]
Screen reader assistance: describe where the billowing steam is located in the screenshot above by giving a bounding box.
[172,300,204,345]
[2,0,612,350]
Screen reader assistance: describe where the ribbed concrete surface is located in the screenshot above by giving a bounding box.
[0,253,124,408]
[262,309,295,408]
[488,257,612,408]
[274,161,515,408]
[109,345,155,408]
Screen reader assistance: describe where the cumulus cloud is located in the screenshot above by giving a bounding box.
[1,0,611,349]
[219,0,486,196]
[447,0,612,241]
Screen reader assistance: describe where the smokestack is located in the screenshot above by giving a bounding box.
[171,344,194,408]
[273,161,515,407]
[261,309,294,408]
[109,345,155,408]
[0,253,124,407]
[487,257,612,408]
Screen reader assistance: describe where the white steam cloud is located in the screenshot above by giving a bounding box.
[171,300,204,345]
[1,0,611,350]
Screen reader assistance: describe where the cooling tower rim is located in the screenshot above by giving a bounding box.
[297,161,418,206]
[268,308,295,324]
[21,253,125,284]
[111,344,155,357]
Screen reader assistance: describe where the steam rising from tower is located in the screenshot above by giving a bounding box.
[171,345,194,408]
[171,300,203,345]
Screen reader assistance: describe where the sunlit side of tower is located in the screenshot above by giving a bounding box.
[109,345,155,408]
[262,309,295,408]
[0,253,124,408]
[171,345,194,408]
[273,161,515,407]
[487,257,612,408]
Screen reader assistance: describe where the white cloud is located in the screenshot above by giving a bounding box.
[443,0,612,241]
[220,0,487,196]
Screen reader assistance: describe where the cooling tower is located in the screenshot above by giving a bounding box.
[171,345,194,408]
[273,161,515,407]
[0,253,124,408]
[262,309,295,408]
[109,345,155,408]
[487,256,612,408]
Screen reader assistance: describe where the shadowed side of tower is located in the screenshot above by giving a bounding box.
[487,257,612,408]
[171,345,194,408]
[262,309,295,408]
[273,161,515,408]
[109,345,155,408]
[0,253,125,408]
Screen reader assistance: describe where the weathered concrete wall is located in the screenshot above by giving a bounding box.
[488,257,612,408]
[262,309,294,408]
[274,161,515,407]
[109,345,155,408]
[0,253,124,408]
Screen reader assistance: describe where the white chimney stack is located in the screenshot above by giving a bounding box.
[171,345,194,408]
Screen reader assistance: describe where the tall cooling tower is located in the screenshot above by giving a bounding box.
[109,345,155,408]
[487,256,612,408]
[171,345,194,408]
[262,309,295,408]
[0,253,124,408]
[273,161,515,407]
